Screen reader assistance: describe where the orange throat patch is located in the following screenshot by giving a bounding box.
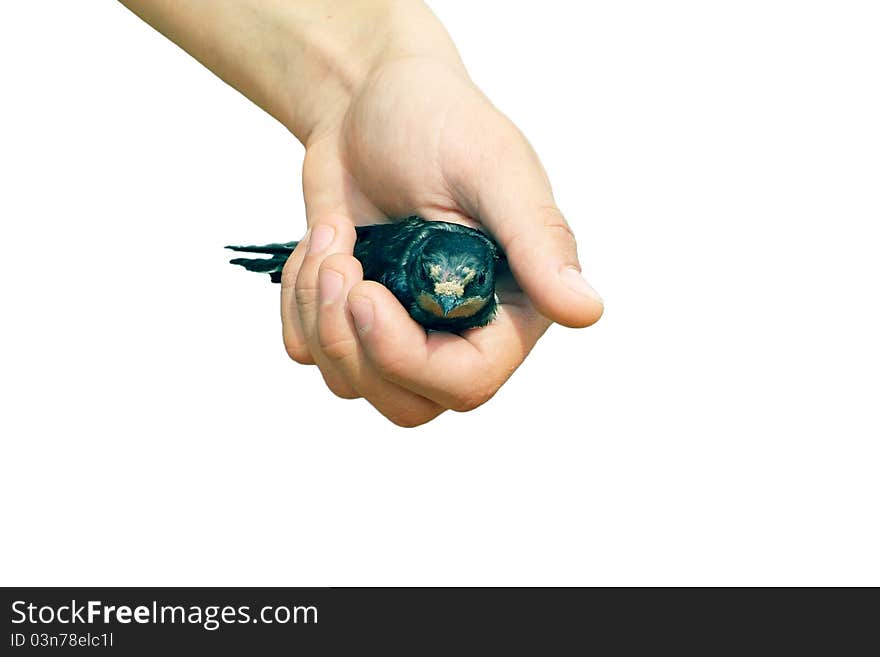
[416,293,489,319]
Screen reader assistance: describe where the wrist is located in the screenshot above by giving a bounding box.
[121,0,466,145]
[277,0,467,143]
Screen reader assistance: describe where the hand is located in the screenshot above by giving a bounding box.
[282,57,604,426]
[120,0,603,426]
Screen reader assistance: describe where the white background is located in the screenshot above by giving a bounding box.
[1,1,877,586]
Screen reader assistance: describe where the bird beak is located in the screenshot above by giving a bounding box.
[438,295,459,316]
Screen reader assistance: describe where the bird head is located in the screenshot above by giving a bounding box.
[409,229,498,328]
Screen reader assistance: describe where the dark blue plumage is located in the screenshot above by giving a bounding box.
[228,216,502,332]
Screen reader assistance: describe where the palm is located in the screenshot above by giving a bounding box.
[285,59,597,426]
[302,59,540,327]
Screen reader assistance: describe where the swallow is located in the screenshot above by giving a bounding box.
[227,216,503,332]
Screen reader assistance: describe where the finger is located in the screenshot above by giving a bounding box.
[280,231,315,364]
[462,295,552,370]
[295,213,360,399]
[348,281,519,412]
[318,254,445,427]
[444,116,604,328]
[298,145,386,402]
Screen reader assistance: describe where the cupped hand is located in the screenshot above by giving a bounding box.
[281,58,603,427]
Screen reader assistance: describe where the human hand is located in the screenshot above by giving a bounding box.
[121,0,602,426]
[282,53,604,426]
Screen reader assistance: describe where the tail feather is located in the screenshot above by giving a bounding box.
[227,241,298,284]
[225,241,298,255]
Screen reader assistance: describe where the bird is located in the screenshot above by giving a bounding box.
[227,216,503,332]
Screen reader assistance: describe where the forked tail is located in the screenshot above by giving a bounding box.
[226,241,298,284]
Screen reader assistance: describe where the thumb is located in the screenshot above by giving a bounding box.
[446,122,603,327]
[499,203,604,328]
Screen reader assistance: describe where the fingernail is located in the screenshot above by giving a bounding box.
[318,270,344,306]
[560,267,603,303]
[349,296,374,333]
[308,225,335,255]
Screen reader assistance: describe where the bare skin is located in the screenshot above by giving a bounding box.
[121,0,604,426]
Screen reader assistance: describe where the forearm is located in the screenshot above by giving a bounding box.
[119,0,464,142]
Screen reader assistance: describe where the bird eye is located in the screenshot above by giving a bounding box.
[477,272,486,286]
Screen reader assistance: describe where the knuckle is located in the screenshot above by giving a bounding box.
[329,384,360,400]
[318,334,357,363]
[450,385,497,413]
[284,340,314,365]
[537,204,576,241]
[294,274,318,307]
[320,370,359,400]
[383,408,439,428]
[280,254,303,290]
[388,416,425,429]
[321,252,361,276]
[373,351,408,380]
[450,396,482,413]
